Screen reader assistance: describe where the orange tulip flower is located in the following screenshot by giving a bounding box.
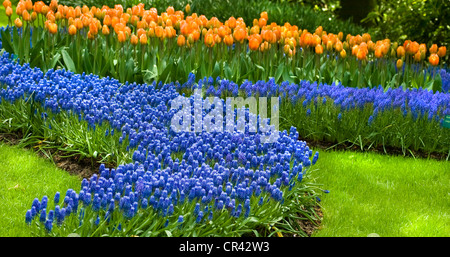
[68,24,77,35]
[102,25,110,35]
[413,51,422,62]
[233,27,246,43]
[117,30,126,43]
[2,0,11,8]
[334,41,343,52]
[48,22,57,34]
[166,6,174,15]
[177,34,186,47]
[5,5,12,16]
[407,41,419,55]
[14,17,22,28]
[223,34,233,46]
[204,33,215,48]
[437,46,447,58]
[185,4,191,13]
[139,34,148,45]
[315,44,323,55]
[397,46,405,58]
[249,36,260,51]
[429,53,439,66]
[227,17,236,29]
[260,11,268,21]
[22,10,31,22]
[396,59,403,70]
[429,44,438,54]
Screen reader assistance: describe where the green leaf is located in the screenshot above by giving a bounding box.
[254,64,265,72]
[61,49,77,73]
[49,52,61,70]
[212,62,221,79]
[29,39,43,67]
[224,65,232,79]
[23,26,30,63]
[143,65,158,84]
[0,28,13,54]
[12,27,20,58]
[432,74,442,93]
[275,63,284,83]
[83,49,93,74]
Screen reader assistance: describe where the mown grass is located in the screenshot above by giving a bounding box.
[311,149,450,237]
[0,143,81,237]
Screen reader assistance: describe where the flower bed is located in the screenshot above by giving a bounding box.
[0,52,322,236]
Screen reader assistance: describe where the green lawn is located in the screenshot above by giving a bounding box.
[311,149,450,237]
[0,143,81,237]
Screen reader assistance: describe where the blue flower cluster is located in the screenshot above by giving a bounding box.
[197,75,450,124]
[439,69,450,94]
[0,52,318,233]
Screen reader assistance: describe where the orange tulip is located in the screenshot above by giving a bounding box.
[49,22,57,34]
[227,17,236,29]
[14,17,22,28]
[260,11,268,21]
[89,21,98,36]
[204,33,215,48]
[5,5,12,16]
[25,0,32,11]
[357,48,367,60]
[155,26,164,38]
[374,47,383,58]
[413,51,421,62]
[166,6,174,15]
[31,11,37,21]
[326,41,333,51]
[315,44,323,55]
[68,24,77,35]
[340,49,346,58]
[437,46,447,58]
[351,45,359,56]
[117,30,126,43]
[177,34,186,47]
[103,15,111,26]
[41,5,49,15]
[2,0,11,8]
[334,41,343,52]
[406,41,419,55]
[102,24,110,35]
[397,46,405,58]
[419,43,427,54]
[185,4,190,13]
[315,26,323,37]
[139,34,148,45]
[429,44,438,54]
[233,27,246,43]
[258,17,267,28]
[283,44,290,55]
[22,10,31,22]
[224,34,233,46]
[74,18,83,30]
[249,36,260,51]
[428,53,439,66]
[396,59,403,70]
